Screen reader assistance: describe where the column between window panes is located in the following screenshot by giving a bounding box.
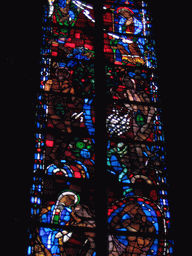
[93,1,108,256]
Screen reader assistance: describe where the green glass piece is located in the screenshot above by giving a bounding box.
[136,113,145,126]
[76,141,85,149]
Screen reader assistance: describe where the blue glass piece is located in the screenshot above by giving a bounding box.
[116,236,128,246]
[128,72,135,77]
[80,148,91,159]
[141,73,147,79]
[110,155,122,173]
[116,228,127,231]
[83,99,95,135]
[27,246,32,255]
[61,160,67,163]
[41,213,47,223]
[166,211,171,218]
[107,140,111,149]
[107,215,113,224]
[66,60,74,67]
[63,166,73,177]
[151,210,156,217]
[150,238,158,254]
[143,151,148,157]
[154,223,159,232]
[146,217,152,222]
[160,199,169,206]
[122,213,131,220]
[123,186,130,191]
[143,210,151,217]
[121,176,131,183]
[47,164,57,175]
[107,169,116,175]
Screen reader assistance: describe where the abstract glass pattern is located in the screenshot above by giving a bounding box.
[29,1,173,255]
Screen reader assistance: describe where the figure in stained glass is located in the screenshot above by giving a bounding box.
[103,1,156,67]
[44,83,84,134]
[109,68,150,102]
[49,0,78,25]
[47,0,95,60]
[108,196,163,256]
[114,7,145,65]
[107,142,163,180]
[106,67,159,103]
[35,190,96,256]
[45,63,74,94]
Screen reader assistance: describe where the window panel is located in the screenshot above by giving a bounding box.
[40,178,96,222]
[28,226,96,256]
[44,135,95,178]
[105,65,159,103]
[43,0,95,26]
[29,1,174,255]
[107,141,167,185]
[29,179,172,254]
[34,131,95,178]
[103,3,154,37]
[35,94,94,136]
[29,178,97,255]
[40,60,95,96]
[102,1,156,68]
[108,234,173,256]
[104,33,157,67]
[107,196,171,236]
[40,60,159,101]
[106,103,164,141]
[36,96,164,141]
[47,27,95,59]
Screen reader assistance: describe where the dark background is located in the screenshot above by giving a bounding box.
[5,0,190,255]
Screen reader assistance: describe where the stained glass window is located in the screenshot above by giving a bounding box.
[28,1,174,255]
